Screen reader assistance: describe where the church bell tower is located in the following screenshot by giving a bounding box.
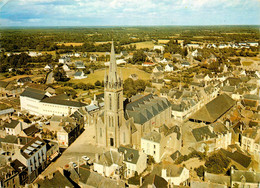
[103,41,123,147]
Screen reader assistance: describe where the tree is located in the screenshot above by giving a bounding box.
[132,50,146,64]
[95,80,101,86]
[195,165,205,177]
[147,155,155,165]
[205,152,230,174]
[53,67,68,82]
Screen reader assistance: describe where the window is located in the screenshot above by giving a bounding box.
[117,93,120,109]
[123,132,126,143]
[100,128,102,137]
[154,145,156,149]
[154,151,156,155]
[109,94,112,110]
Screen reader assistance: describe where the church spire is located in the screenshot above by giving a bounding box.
[105,40,122,89]
[109,40,117,83]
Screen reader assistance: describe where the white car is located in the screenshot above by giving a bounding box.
[82,156,90,161]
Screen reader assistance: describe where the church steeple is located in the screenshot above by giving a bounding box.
[105,40,122,90]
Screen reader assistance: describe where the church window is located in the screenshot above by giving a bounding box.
[100,128,102,137]
[109,94,112,110]
[117,93,120,109]
[123,132,126,143]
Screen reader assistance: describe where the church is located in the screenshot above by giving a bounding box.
[95,42,172,149]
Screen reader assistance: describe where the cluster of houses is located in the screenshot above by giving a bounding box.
[0,39,259,187]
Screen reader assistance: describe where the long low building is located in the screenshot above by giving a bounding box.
[20,88,87,116]
[189,93,236,124]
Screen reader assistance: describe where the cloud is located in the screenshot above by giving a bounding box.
[0,0,259,26]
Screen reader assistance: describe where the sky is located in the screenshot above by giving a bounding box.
[0,0,259,26]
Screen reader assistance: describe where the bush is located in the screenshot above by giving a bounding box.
[205,152,230,174]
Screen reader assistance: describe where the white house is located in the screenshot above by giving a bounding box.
[118,146,147,178]
[62,64,70,72]
[104,59,126,66]
[44,64,53,70]
[241,128,260,155]
[74,71,87,79]
[141,131,162,163]
[186,44,200,48]
[12,137,47,183]
[164,64,174,72]
[248,42,258,47]
[4,120,22,135]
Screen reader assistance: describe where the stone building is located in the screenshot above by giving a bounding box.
[95,42,172,149]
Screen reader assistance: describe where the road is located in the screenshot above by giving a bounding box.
[40,125,107,177]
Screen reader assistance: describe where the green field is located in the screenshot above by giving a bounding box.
[242,61,254,66]
[70,67,150,84]
[123,41,155,49]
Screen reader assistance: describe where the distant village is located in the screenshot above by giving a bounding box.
[0,37,259,188]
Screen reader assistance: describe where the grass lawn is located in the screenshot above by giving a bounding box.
[123,41,155,49]
[69,67,150,84]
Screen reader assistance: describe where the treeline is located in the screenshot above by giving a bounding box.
[0,52,53,72]
[1,26,259,52]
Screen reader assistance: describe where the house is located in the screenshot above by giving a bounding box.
[74,71,87,79]
[164,64,174,72]
[28,51,42,57]
[141,131,163,163]
[151,162,190,186]
[151,79,165,90]
[129,74,138,81]
[75,61,85,69]
[181,61,190,67]
[142,62,155,67]
[62,64,70,72]
[59,57,70,64]
[248,42,259,47]
[17,77,32,86]
[74,52,80,57]
[204,172,230,187]
[4,120,22,135]
[34,169,74,187]
[93,150,123,178]
[231,168,260,188]
[141,174,168,188]
[57,120,83,148]
[118,146,147,178]
[12,137,47,183]
[241,128,260,155]
[153,45,165,53]
[20,125,39,137]
[78,166,125,188]
[90,54,97,62]
[120,51,128,57]
[44,64,53,70]
[153,66,163,73]
[0,164,20,188]
[186,44,200,48]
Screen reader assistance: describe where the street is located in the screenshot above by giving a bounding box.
[40,125,107,177]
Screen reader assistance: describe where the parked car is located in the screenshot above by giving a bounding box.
[82,156,90,161]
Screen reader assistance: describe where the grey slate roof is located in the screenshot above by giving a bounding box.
[118,146,140,164]
[36,170,74,188]
[189,93,236,123]
[192,126,216,142]
[219,149,251,168]
[17,77,32,83]
[20,87,47,100]
[231,169,260,183]
[142,131,161,143]
[4,120,20,129]
[141,174,168,188]
[41,97,87,107]
[125,94,171,125]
